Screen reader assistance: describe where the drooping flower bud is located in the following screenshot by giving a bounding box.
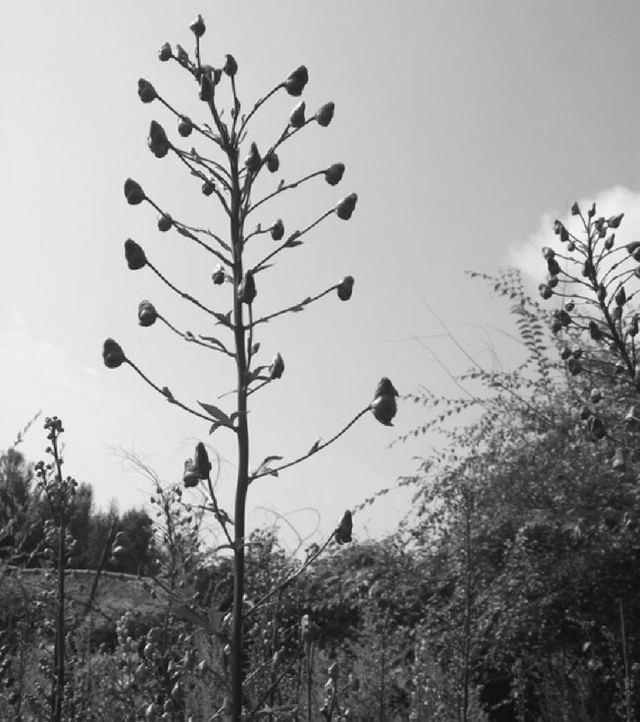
[325,162,345,186]
[266,153,280,173]
[223,54,238,77]
[137,79,157,103]
[124,240,146,271]
[138,300,158,327]
[337,276,354,301]
[124,178,145,205]
[238,270,256,304]
[245,142,261,173]
[547,257,561,276]
[315,102,335,127]
[177,116,193,137]
[579,405,592,420]
[183,459,200,488]
[212,265,225,285]
[194,442,212,478]
[615,286,626,306]
[589,320,603,341]
[541,246,555,260]
[102,338,126,369]
[336,193,358,220]
[289,101,306,129]
[157,214,172,232]
[335,510,353,544]
[158,42,172,61]
[269,352,285,380]
[560,346,572,360]
[371,378,399,426]
[608,213,624,229]
[199,74,215,102]
[189,14,206,38]
[271,219,284,241]
[538,283,553,300]
[567,357,582,375]
[202,180,215,196]
[148,121,170,158]
[284,65,309,96]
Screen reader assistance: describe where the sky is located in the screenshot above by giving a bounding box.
[1,1,639,549]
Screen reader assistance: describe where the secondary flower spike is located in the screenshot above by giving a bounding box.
[371,377,399,426]
[102,339,126,369]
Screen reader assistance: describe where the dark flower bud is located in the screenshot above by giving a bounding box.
[202,180,215,196]
[588,416,606,441]
[212,265,225,284]
[590,388,602,404]
[157,214,172,232]
[625,316,639,337]
[284,65,309,96]
[315,102,335,127]
[138,300,158,327]
[336,193,358,220]
[124,178,145,205]
[158,42,172,62]
[103,339,126,369]
[194,442,212,478]
[266,153,280,173]
[547,257,561,276]
[162,386,174,401]
[554,309,571,327]
[547,274,559,289]
[371,395,397,426]
[375,377,399,398]
[289,101,306,128]
[615,286,626,306]
[183,459,200,488]
[337,276,354,301]
[148,120,170,158]
[325,162,345,186]
[271,219,284,241]
[542,246,555,259]
[551,320,562,334]
[238,270,256,304]
[567,357,582,375]
[200,74,215,102]
[608,213,624,229]
[137,79,157,103]
[125,239,147,270]
[589,320,603,341]
[579,405,592,420]
[553,220,564,235]
[560,346,572,360]
[588,203,596,218]
[539,283,553,300]
[566,301,575,312]
[269,352,285,380]
[335,510,353,544]
[175,44,189,65]
[189,14,206,38]
[245,142,261,173]
[612,306,622,322]
[178,116,193,137]
[571,202,580,216]
[223,54,238,77]
[604,234,615,250]
[572,348,583,359]
[582,260,594,277]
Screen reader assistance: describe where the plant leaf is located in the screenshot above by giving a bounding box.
[199,401,232,425]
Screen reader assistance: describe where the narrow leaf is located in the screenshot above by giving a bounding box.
[199,401,232,425]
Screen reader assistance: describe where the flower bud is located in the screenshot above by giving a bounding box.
[125,239,147,270]
[137,79,157,103]
[158,43,172,62]
[615,286,626,306]
[269,352,285,380]
[284,65,309,96]
[177,116,193,137]
[567,357,582,375]
[588,416,606,441]
[541,246,555,260]
[245,143,261,173]
[590,388,602,404]
[103,339,126,369]
[202,180,215,196]
[325,163,345,186]
[199,74,214,102]
[148,120,170,158]
[289,101,306,129]
[337,276,354,301]
[157,214,172,232]
[625,241,640,255]
[271,219,284,241]
[175,45,189,65]
[608,213,624,229]
[266,153,280,173]
[315,102,335,127]
[571,202,580,216]
[547,257,561,276]
[138,300,158,327]
[182,459,200,488]
[212,265,225,285]
[560,346,572,360]
[371,378,398,426]
[223,54,238,77]
[194,442,212,478]
[335,510,353,544]
[538,283,553,300]
[375,377,399,398]
[238,270,256,304]
[124,178,145,205]
[336,193,358,220]
[189,14,206,38]
[579,405,592,420]
[589,320,603,341]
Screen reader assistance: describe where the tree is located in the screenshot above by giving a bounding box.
[102,14,397,721]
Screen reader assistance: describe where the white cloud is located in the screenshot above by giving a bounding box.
[509,186,640,287]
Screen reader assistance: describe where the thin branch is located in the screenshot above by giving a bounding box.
[251,286,337,326]
[158,316,234,357]
[247,170,325,216]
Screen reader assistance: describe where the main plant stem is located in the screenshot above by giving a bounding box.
[230,148,249,722]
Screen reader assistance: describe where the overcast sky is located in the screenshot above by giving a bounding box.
[1,1,639,547]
